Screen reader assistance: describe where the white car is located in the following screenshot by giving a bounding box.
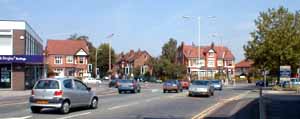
[83,77,102,86]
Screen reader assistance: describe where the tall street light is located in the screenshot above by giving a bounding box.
[106,33,114,80]
[183,16,216,80]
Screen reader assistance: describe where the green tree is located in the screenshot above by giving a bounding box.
[244,6,300,82]
[96,43,116,77]
[161,38,177,63]
[150,38,186,80]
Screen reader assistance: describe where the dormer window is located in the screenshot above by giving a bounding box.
[209,52,214,57]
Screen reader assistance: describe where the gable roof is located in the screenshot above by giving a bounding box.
[180,43,235,60]
[46,40,89,55]
[117,50,151,63]
[235,59,254,68]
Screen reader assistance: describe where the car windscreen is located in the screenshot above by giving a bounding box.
[192,80,209,85]
[119,80,133,83]
[211,80,220,84]
[34,80,59,89]
[165,80,177,84]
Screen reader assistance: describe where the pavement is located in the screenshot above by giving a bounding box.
[0,83,253,119]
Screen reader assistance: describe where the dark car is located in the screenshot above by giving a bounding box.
[118,79,141,94]
[163,80,183,93]
[256,80,268,87]
[109,79,120,88]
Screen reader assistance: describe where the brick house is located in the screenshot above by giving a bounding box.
[46,40,89,78]
[115,49,152,77]
[177,42,235,80]
[235,59,254,76]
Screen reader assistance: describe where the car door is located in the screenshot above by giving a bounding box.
[74,80,91,106]
[62,79,80,106]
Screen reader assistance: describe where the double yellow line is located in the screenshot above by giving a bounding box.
[191,91,250,119]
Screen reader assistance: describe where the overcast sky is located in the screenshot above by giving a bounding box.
[0,0,299,61]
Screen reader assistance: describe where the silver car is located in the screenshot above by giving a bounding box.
[29,78,98,114]
[188,80,214,97]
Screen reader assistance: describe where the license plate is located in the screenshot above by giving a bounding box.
[36,100,48,104]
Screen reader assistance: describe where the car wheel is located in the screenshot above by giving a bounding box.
[138,89,141,93]
[163,90,166,93]
[30,106,42,113]
[175,90,179,93]
[188,93,193,97]
[211,91,214,96]
[90,98,98,109]
[118,90,122,94]
[60,101,70,114]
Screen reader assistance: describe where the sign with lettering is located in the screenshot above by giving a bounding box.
[280,65,291,82]
[0,55,43,63]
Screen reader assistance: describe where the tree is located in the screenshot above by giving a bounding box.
[150,38,186,80]
[244,6,300,82]
[96,43,116,77]
[161,38,177,63]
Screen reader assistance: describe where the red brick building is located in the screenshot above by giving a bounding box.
[46,40,89,78]
[235,59,254,76]
[177,42,235,80]
[115,49,152,77]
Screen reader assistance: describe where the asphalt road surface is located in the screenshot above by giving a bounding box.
[0,84,254,119]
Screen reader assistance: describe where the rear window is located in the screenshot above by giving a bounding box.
[119,80,133,83]
[34,80,59,89]
[192,80,209,85]
[212,80,220,83]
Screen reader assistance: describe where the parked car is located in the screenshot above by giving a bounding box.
[163,80,183,93]
[211,80,222,90]
[29,78,98,114]
[188,80,214,97]
[180,80,190,89]
[109,79,120,88]
[290,78,300,85]
[82,77,102,86]
[118,79,141,93]
[256,80,268,87]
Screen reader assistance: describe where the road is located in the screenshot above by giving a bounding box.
[0,83,254,119]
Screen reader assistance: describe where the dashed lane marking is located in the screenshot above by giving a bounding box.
[107,102,140,110]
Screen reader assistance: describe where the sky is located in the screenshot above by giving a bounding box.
[0,0,299,61]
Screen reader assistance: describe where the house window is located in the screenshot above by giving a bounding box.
[209,52,214,57]
[66,56,73,64]
[54,68,63,76]
[79,57,84,64]
[217,60,223,66]
[54,56,63,64]
[208,60,215,67]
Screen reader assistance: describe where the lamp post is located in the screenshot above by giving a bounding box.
[95,48,102,79]
[182,16,216,80]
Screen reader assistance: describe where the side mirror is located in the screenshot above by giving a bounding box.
[87,87,91,91]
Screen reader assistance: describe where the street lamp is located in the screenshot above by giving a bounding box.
[182,15,216,80]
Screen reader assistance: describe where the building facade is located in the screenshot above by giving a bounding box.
[115,50,152,78]
[235,59,254,76]
[0,20,44,90]
[177,42,235,80]
[46,40,89,78]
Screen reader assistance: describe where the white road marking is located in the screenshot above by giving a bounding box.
[107,102,140,110]
[1,115,32,119]
[151,89,159,93]
[56,112,91,119]
[0,102,28,107]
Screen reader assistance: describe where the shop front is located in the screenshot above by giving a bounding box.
[0,55,43,90]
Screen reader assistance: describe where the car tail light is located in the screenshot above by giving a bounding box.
[54,90,63,96]
[31,90,34,96]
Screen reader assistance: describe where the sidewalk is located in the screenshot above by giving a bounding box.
[0,90,31,98]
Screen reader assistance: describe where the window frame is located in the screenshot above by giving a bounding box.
[54,56,63,64]
[66,56,74,64]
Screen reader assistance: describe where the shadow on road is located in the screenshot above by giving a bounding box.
[36,107,92,115]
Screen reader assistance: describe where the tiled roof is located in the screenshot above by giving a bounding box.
[181,44,235,60]
[235,59,253,68]
[46,39,89,55]
[117,50,151,63]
